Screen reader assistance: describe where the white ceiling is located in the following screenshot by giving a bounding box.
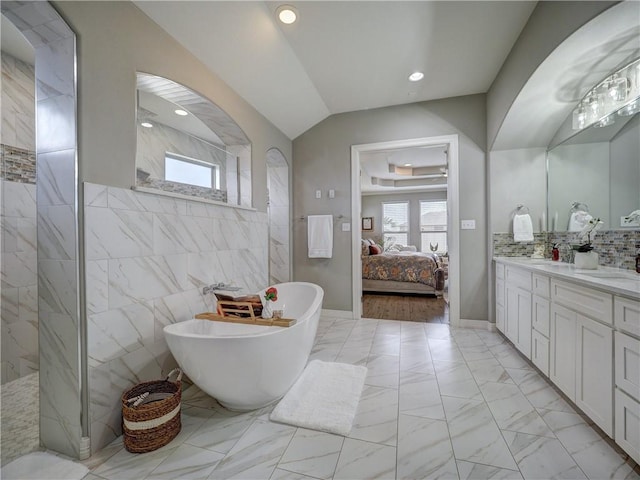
[134,1,537,140]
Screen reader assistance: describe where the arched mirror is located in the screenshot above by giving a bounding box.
[135,73,252,207]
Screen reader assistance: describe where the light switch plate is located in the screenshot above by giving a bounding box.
[315,190,322,199]
[461,219,476,230]
[341,223,350,231]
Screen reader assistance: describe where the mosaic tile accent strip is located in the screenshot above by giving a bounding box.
[137,175,227,203]
[493,230,640,271]
[1,145,36,184]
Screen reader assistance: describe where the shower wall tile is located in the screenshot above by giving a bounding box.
[37,259,77,317]
[84,183,268,454]
[37,149,75,206]
[34,36,75,100]
[37,205,76,260]
[1,53,35,150]
[2,181,36,218]
[36,93,75,154]
[86,260,109,315]
[85,207,153,260]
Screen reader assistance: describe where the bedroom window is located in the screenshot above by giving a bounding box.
[382,201,409,247]
[420,200,447,254]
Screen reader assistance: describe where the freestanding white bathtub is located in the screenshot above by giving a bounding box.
[164,282,324,411]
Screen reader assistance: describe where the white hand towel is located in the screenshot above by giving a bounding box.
[513,213,534,242]
[308,215,333,258]
[568,211,592,232]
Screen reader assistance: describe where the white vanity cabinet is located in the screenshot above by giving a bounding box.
[504,266,532,358]
[495,263,505,332]
[549,279,613,436]
[614,296,640,463]
[531,274,550,375]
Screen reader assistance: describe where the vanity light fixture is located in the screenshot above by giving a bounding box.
[174,109,188,116]
[572,57,640,130]
[276,5,298,25]
[408,71,424,82]
[141,122,153,128]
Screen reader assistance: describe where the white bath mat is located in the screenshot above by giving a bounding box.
[270,360,367,436]
[2,451,89,480]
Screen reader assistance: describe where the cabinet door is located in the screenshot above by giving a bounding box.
[576,314,613,436]
[506,286,519,343]
[550,303,577,401]
[496,304,505,333]
[615,389,640,464]
[532,294,550,337]
[532,329,549,376]
[506,286,531,356]
[615,331,640,401]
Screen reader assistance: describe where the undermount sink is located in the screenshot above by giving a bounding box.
[578,271,639,280]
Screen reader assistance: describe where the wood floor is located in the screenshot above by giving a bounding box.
[362,292,448,323]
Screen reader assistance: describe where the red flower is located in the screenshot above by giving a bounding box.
[264,287,278,302]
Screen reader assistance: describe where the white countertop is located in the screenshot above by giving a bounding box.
[494,257,640,300]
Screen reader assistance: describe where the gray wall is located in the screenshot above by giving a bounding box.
[489,148,547,233]
[292,94,488,320]
[361,191,447,250]
[54,0,291,212]
[486,1,615,150]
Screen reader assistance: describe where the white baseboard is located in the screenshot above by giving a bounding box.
[459,318,490,330]
[321,309,355,319]
[486,323,498,332]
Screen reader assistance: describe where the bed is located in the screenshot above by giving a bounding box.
[361,249,445,296]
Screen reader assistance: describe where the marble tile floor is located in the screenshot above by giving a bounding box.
[1,372,40,466]
[40,315,640,478]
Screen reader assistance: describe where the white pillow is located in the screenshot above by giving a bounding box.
[401,245,417,252]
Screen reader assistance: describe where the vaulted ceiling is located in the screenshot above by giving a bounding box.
[134,1,537,140]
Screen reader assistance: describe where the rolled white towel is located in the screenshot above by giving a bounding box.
[513,213,534,242]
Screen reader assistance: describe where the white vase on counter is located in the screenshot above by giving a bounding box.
[574,251,599,269]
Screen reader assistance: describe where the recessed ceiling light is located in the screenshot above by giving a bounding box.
[408,71,424,82]
[404,163,412,167]
[174,109,188,116]
[141,122,153,128]
[276,5,298,24]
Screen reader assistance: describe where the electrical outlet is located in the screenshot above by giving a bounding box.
[461,219,476,230]
[621,216,640,227]
[341,223,350,231]
[315,190,321,199]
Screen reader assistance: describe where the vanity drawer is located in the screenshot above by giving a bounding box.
[506,266,531,290]
[615,331,640,401]
[496,262,505,280]
[615,296,640,337]
[615,389,640,464]
[551,279,613,325]
[533,274,550,298]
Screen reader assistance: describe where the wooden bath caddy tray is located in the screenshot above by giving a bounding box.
[196,300,296,327]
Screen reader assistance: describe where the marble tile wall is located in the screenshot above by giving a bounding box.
[1,53,35,151]
[268,164,290,284]
[3,0,83,459]
[1,180,38,384]
[493,230,640,270]
[1,50,38,385]
[84,183,269,453]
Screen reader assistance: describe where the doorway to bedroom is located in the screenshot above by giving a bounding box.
[351,136,460,326]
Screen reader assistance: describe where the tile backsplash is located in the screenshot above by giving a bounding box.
[493,230,640,271]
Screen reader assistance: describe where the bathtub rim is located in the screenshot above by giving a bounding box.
[163,282,324,340]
